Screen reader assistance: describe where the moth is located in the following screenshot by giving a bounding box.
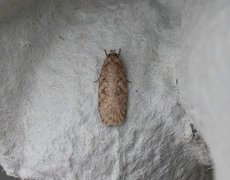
[98,49,128,126]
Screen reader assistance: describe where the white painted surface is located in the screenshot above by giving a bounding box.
[0,0,223,179]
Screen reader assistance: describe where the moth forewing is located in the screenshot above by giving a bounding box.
[98,49,128,126]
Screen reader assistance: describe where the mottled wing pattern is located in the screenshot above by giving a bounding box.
[98,50,128,126]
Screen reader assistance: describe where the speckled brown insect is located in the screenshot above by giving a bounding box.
[98,49,128,126]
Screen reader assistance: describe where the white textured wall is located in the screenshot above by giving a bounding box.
[0,0,222,179]
[182,0,230,180]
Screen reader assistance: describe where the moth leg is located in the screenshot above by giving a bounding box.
[127,79,132,83]
[93,79,99,83]
[93,75,100,83]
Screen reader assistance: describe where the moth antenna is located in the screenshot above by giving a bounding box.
[113,40,115,52]
[118,48,121,57]
[104,49,108,57]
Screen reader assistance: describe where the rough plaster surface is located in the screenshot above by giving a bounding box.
[0,0,218,179]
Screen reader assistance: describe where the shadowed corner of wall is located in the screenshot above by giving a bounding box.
[0,165,19,180]
[191,164,214,180]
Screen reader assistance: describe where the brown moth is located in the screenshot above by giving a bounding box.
[98,49,128,126]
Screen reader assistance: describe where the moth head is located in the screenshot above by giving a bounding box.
[109,50,117,55]
[104,49,121,57]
